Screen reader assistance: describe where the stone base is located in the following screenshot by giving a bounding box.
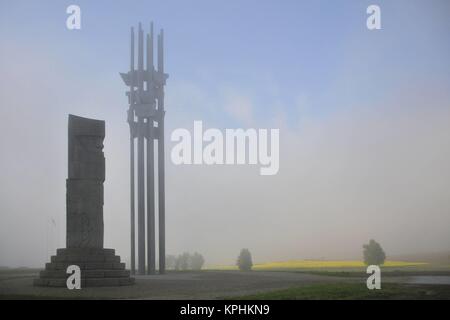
[34,248,135,287]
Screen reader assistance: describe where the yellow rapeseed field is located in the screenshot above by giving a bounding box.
[209,260,428,270]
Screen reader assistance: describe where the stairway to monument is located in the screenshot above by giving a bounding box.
[34,248,135,287]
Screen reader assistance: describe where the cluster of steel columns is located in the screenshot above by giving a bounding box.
[121,22,168,275]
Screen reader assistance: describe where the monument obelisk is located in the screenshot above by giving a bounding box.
[121,22,168,275]
[34,115,134,287]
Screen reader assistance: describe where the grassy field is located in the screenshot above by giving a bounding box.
[1,266,450,299]
[229,283,450,300]
[209,260,429,271]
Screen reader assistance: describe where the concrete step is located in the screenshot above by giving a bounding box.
[34,277,135,287]
[36,247,134,287]
[56,248,115,256]
[45,262,126,270]
[51,254,120,263]
[40,269,131,279]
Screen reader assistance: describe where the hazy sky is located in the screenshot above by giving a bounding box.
[1,0,450,267]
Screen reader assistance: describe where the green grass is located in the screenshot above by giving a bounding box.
[229,283,450,300]
[0,268,41,281]
[0,268,41,274]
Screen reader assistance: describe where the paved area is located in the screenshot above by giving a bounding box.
[0,270,353,299]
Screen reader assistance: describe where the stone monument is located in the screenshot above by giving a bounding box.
[120,22,168,275]
[34,114,134,287]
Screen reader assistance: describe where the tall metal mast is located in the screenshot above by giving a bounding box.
[121,22,168,275]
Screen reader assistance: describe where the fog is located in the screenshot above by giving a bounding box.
[1,1,450,268]
[1,62,449,267]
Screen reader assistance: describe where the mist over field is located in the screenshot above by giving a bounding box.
[1,0,450,268]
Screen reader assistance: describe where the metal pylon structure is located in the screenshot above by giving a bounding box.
[120,22,168,275]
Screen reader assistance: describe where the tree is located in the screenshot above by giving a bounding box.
[174,256,181,271]
[237,248,253,271]
[177,252,191,271]
[190,252,205,270]
[363,239,386,265]
[166,255,177,270]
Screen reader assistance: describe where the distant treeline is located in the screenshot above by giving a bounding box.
[166,252,205,271]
